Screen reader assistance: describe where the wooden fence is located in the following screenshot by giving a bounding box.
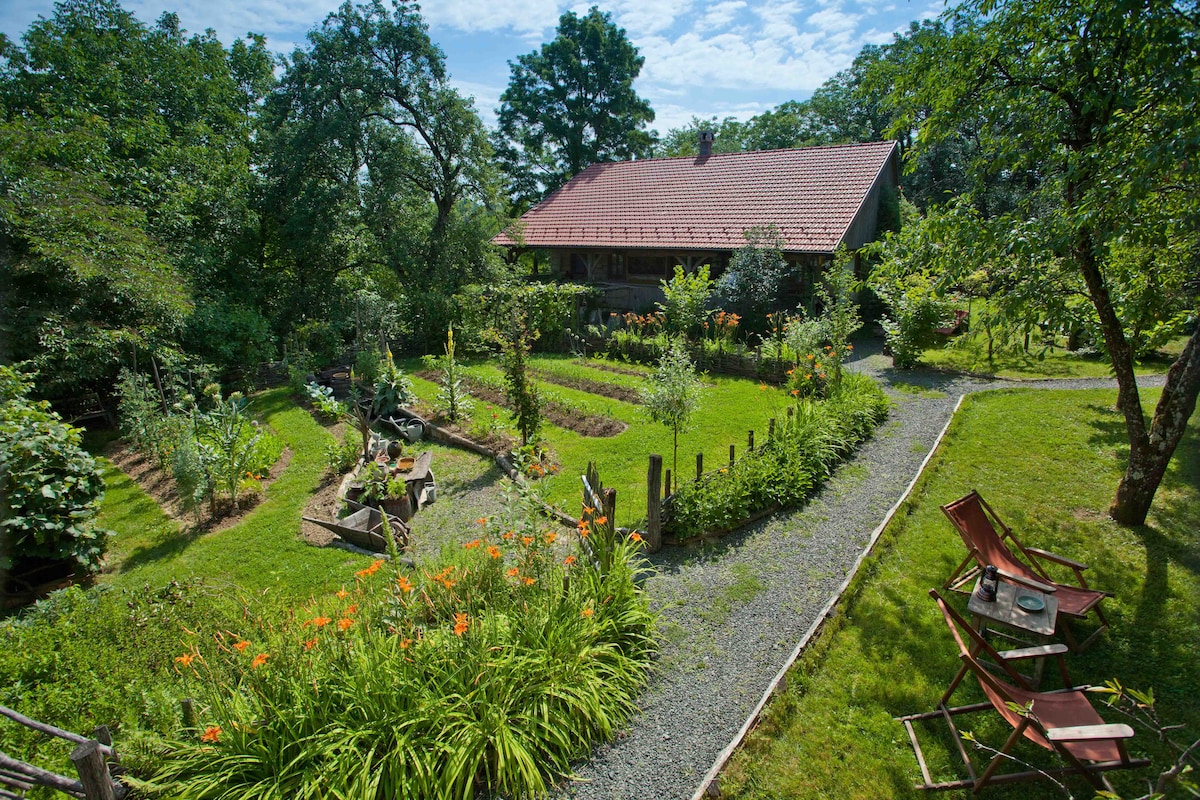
[0,705,124,800]
[646,408,795,546]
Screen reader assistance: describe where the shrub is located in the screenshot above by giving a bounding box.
[324,426,361,476]
[657,264,713,338]
[193,387,264,510]
[641,339,703,487]
[152,486,655,800]
[664,373,888,539]
[0,366,111,580]
[497,314,542,446]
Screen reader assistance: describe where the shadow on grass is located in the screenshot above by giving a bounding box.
[116,521,210,574]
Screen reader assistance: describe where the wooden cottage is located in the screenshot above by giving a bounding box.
[492,140,901,311]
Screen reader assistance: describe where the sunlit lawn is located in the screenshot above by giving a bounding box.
[920,331,1182,379]
[721,388,1200,799]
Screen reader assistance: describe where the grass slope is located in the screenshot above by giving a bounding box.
[722,388,1200,799]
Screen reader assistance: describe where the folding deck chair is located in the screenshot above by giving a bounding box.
[897,590,1148,793]
[941,490,1110,650]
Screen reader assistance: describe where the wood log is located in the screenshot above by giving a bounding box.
[645,455,663,553]
[0,750,83,797]
[70,740,115,800]
[0,706,113,757]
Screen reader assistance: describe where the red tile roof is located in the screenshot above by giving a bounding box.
[493,141,898,253]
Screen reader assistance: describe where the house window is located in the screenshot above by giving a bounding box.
[627,254,668,279]
[570,254,588,279]
[609,253,626,281]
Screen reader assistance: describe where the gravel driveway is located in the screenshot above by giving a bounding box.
[560,339,1165,800]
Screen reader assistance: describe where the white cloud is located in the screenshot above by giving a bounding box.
[696,1,748,32]
[420,0,561,36]
[609,0,694,36]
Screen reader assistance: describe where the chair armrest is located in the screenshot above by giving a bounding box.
[996,569,1057,593]
[1026,547,1088,571]
[998,643,1069,662]
[1046,723,1135,742]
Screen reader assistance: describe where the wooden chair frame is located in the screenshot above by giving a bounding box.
[897,590,1147,794]
[940,490,1110,650]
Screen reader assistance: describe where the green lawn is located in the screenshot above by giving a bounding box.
[408,354,843,528]
[920,332,1181,379]
[722,388,1200,799]
[95,388,352,595]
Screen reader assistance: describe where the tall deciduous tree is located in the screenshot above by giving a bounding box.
[495,6,655,206]
[894,0,1200,525]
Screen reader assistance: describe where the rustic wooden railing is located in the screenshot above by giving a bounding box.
[0,706,124,800]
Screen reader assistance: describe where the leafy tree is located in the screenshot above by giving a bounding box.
[892,0,1200,525]
[495,6,655,205]
[814,247,862,384]
[657,265,713,339]
[717,226,792,334]
[641,339,703,489]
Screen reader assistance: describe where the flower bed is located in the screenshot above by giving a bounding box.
[155,489,655,799]
[663,373,889,540]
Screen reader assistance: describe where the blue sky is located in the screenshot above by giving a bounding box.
[0,0,944,133]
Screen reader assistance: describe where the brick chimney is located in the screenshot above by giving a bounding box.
[698,130,714,157]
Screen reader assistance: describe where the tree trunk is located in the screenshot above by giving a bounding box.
[1110,328,1200,525]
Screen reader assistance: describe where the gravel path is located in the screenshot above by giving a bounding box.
[561,339,1166,800]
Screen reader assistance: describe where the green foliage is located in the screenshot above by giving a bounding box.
[497,314,543,447]
[423,327,473,423]
[641,339,704,484]
[657,265,714,339]
[718,227,792,334]
[151,486,655,799]
[454,282,594,354]
[372,353,416,417]
[193,387,264,509]
[303,382,345,422]
[494,6,655,205]
[816,247,863,384]
[664,374,888,539]
[324,426,361,476]
[0,365,111,577]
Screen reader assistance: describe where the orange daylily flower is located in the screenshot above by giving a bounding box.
[476,517,488,526]
[250,654,268,669]
[201,726,222,743]
[233,640,251,653]
[175,652,196,667]
[336,589,349,599]
[521,536,534,547]
[506,567,520,578]
[463,539,481,550]
[345,604,358,615]
[544,532,557,545]
[396,576,414,593]
[630,532,644,543]
[487,545,502,559]
[594,516,608,526]
[523,576,536,586]
[502,531,515,540]
[400,638,412,649]
[303,637,318,651]
[453,613,469,636]
[759,384,768,391]
[564,555,577,566]
[308,616,332,628]
[581,607,594,618]
[791,389,800,396]
[337,618,354,631]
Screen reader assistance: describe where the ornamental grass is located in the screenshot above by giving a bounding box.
[151,485,655,800]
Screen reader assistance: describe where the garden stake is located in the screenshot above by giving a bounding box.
[729,444,735,467]
[748,430,754,451]
[696,452,703,481]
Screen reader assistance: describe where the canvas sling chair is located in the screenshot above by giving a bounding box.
[897,590,1148,793]
[940,490,1110,650]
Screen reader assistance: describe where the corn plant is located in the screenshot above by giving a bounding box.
[193,387,262,510]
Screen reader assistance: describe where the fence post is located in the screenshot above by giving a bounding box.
[70,741,115,800]
[729,444,736,467]
[695,452,703,482]
[664,468,672,497]
[646,455,663,552]
[768,418,776,441]
[748,430,755,451]
[602,487,616,541]
[181,699,196,731]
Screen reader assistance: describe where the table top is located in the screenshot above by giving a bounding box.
[967,579,1059,637]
